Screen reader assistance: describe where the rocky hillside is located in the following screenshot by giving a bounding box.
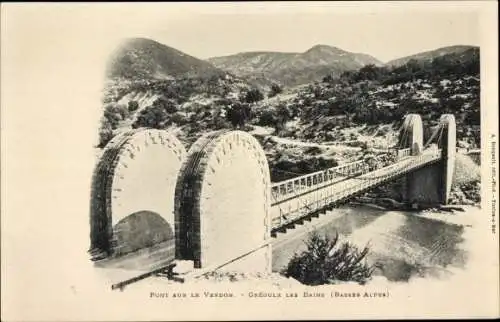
[386,45,477,67]
[251,47,480,147]
[208,44,383,87]
[100,38,261,147]
[99,40,480,150]
[106,37,224,80]
[98,40,480,205]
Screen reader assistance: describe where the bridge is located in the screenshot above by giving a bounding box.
[89,113,456,287]
[269,146,441,235]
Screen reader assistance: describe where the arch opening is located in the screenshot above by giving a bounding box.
[113,210,174,256]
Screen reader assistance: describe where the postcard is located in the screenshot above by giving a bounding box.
[1,2,498,320]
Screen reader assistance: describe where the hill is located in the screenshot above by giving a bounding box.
[100,38,261,148]
[106,37,224,80]
[99,42,480,150]
[98,41,480,205]
[386,45,478,67]
[208,44,383,87]
[252,47,480,144]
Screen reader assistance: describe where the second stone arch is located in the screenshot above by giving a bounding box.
[174,130,272,272]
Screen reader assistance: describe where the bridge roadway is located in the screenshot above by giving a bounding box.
[270,146,442,232]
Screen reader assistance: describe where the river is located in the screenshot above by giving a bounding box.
[272,204,479,283]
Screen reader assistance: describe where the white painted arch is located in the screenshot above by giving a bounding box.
[89,129,186,256]
[175,130,272,271]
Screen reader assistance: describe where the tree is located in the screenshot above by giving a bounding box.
[310,84,323,99]
[283,231,375,285]
[258,110,278,127]
[322,74,334,83]
[357,64,382,81]
[275,103,291,133]
[170,112,187,126]
[103,103,128,129]
[153,97,178,114]
[268,83,283,98]
[244,88,264,103]
[128,100,139,112]
[97,118,114,148]
[226,102,250,128]
[132,103,170,129]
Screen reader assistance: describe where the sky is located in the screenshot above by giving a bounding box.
[124,2,482,63]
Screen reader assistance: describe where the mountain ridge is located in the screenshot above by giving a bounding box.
[386,45,478,67]
[207,44,383,86]
[105,37,479,89]
[106,37,225,80]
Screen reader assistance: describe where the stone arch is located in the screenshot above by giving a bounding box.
[175,130,271,271]
[399,114,423,155]
[89,129,186,259]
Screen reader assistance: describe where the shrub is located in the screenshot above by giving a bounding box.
[132,104,170,129]
[244,88,264,103]
[153,97,178,113]
[226,103,251,128]
[283,231,375,285]
[304,146,322,156]
[97,117,114,148]
[103,103,128,129]
[322,74,334,83]
[268,83,283,98]
[258,110,278,127]
[170,112,188,125]
[128,100,139,112]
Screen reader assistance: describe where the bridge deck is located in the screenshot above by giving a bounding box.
[270,148,441,230]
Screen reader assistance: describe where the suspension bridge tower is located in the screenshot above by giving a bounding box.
[400,114,457,206]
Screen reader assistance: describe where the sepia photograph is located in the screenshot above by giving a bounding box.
[1,2,498,321]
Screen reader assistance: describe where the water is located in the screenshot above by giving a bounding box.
[272,204,469,282]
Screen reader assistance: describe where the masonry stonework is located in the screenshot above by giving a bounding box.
[89,129,186,259]
[174,130,272,272]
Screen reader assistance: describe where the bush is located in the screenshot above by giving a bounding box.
[132,104,170,129]
[322,74,334,83]
[103,103,129,129]
[154,97,178,113]
[97,117,114,148]
[244,88,264,103]
[226,103,251,128]
[258,110,278,127]
[304,146,322,156]
[283,231,375,285]
[131,97,181,129]
[268,83,283,98]
[170,112,188,125]
[128,100,139,112]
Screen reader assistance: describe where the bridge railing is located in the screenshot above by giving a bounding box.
[271,148,413,204]
[271,148,442,228]
[270,160,369,204]
[396,148,411,160]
